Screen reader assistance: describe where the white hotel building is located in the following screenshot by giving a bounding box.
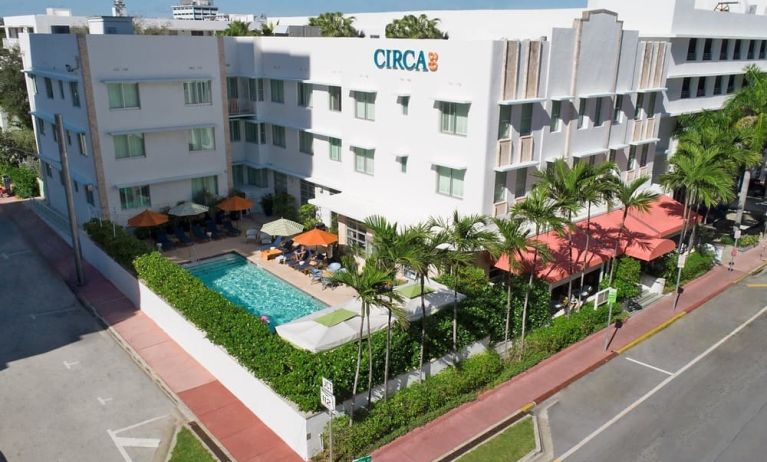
[19,0,767,256]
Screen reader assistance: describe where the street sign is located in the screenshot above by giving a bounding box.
[352,456,372,462]
[677,252,687,269]
[607,288,617,305]
[320,388,335,411]
[734,228,742,240]
[322,377,333,394]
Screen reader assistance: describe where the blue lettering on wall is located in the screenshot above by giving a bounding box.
[373,49,386,69]
[373,48,438,72]
[402,50,416,70]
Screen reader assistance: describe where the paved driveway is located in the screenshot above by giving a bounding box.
[0,211,178,462]
[543,268,767,461]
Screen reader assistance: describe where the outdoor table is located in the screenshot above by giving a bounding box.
[262,248,283,260]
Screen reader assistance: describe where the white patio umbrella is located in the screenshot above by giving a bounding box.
[168,201,209,217]
[261,218,303,237]
[276,316,358,353]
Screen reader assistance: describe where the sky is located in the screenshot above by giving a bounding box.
[0,0,586,19]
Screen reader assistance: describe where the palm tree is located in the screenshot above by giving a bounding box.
[363,216,408,401]
[512,188,563,352]
[535,159,589,302]
[308,12,360,37]
[217,20,253,37]
[607,177,659,286]
[489,217,547,356]
[429,211,497,352]
[385,14,447,39]
[331,257,400,425]
[256,21,276,36]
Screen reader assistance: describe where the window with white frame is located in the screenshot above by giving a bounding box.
[271,79,284,103]
[634,93,644,119]
[646,92,657,116]
[232,164,244,186]
[494,171,507,203]
[439,102,469,136]
[259,123,267,144]
[226,77,238,99]
[273,171,288,195]
[246,167,268,187]
[300,179,315,205]
[58,80,65,99]
[515,168,527,198]
[107,83,140,109]
[613,95,623,124]
[519,103,533,136]
[594,97,604,127]
[328,86,342,112]
[119,185,151,209]
[353,91,376,120]
[577,99,587,129]
[29,74,38,95]
[298,82,313,107]
[65,130,72,146]
[498,106,511,139]
[192,175,218,199]
[436,166,465,198]
[399,96,410,115]
[188,127,215,151]
[44,77,54,99]
[353,147,374,175]
[628,145,638,170]
[299,130,313,154]
[550,101,561,132]
[183,80,211,105]
[346,219,367,252]
[86,186,95,205]
[329,137,341,161]
[70,82,80,107]
[114,134,146,159]
[35,117,45,135]
[78,133,87,156]
[272,125,286,148]
[229,120,241,142]
[244,122,259,143]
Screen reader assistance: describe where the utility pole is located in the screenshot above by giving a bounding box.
[55,114,85,286]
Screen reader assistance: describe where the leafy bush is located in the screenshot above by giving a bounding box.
[260,193,274,215]
[600,257,641,300]
[738,234,760,248]
[662,248,715,284]
[719,234,735,246]
[272,193,298,220]
[0,162,39,198]
[83,219,151,271]
[299,203,320,229]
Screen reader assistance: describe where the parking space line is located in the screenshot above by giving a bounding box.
[29,306,78,320]
[625,357,674,376]
[557,304,767,460]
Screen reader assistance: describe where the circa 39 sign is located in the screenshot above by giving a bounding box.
[373,48,439,72]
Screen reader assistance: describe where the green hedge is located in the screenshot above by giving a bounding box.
[600,256,641,301]
[318,302,625,461]
[83,219,151,271]
[662,248,715,284]
[0,162,39,198]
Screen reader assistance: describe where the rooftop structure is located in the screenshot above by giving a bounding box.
[172,0,219,21]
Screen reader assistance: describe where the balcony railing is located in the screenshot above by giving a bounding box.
[621,166,650,183]
[228,98,254,116]
[493,201,509,217]
[631,117,656,142]
[496,136,535,168]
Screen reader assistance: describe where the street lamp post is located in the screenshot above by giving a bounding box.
[55,114,85,286]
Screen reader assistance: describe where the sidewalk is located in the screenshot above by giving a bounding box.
[373,244,767,462]
[2,201,301,462]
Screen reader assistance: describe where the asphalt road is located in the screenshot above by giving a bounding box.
[543,266,767,462]
[0,209,179,462]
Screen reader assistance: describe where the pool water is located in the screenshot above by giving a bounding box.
[185,253,326,326]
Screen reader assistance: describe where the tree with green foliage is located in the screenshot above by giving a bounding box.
[385,14,447,39]
[308,12,360,37]
[0,127,37,166]
[217,20,254,37]
[298,203,319,229]
[0,46,32,130]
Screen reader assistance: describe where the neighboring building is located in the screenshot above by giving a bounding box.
[172,0,219,21]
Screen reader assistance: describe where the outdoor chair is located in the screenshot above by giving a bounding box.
[309,268,323,284]
[191,224,210,242]
[257,235,282,250]
[206,221,223,240]
[245,228,259,243]
[153,229,175,251]
[223,220,242,237]
[174,226,193,246]
[320,274,337,290]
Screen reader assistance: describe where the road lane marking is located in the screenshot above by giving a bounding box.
[557,304,767,460]
[107,414,168,462]
[97,397,113,406]
[63,360,80,369]
[29,306,78,320]
[625,357,674,376]
[746,283,767,288]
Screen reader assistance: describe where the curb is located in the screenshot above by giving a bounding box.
[532,352,618,405]
[615,312,686,354]
[433,408,532,462]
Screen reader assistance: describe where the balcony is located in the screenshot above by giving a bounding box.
[631,117,656,143]
[228,98,255,116]
[621,166,651,183]
[493,201,509,217]
[496,135,536,170]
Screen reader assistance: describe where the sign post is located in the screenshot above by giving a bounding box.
[321,378,335,462]
[603,288,618,351]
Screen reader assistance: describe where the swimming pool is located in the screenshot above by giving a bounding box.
[185,253,326,327]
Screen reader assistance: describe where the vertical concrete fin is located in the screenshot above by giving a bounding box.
[526,41,541,99]
[216,36,233,193]
[503,41,520,101]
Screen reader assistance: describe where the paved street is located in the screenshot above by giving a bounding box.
[0,209,179,462]
[544,268,767,462]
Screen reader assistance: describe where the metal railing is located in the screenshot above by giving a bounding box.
[228,98,254,116]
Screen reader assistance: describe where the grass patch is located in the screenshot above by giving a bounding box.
[169,427,216,462]
[456,416,535,462]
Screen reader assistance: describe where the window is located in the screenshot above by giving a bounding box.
[498,106,511,139]
[703,39,712,61]
[45,162,52,177]
[244,122,259,143]
[248,78,265,101]
[107,83,140,109]
[35,117,45,135]
[760,41,766,60]
[300,180,315,205]
[634,93,644,118]
[226,77,239,99]
[515,168,527,198]
[594,97,604,127]
[608,149,618,165]
[191,175,218,200]
[246,167,268,187]
[627,145,638,170]
[727,75,736,93]
[399,96,410,115]
[232,164,244,186]
[439,102,469,136]
[353,147,374,175]
[520,103,533,135]
[70,82,80,107]
[270,79,284,103]
[613,95,624,124]
[353,91,376,121]
[229,120,241,142]
[681,78,691,99]
[119,185,151,210]
[272,125,286,148]
[578,99,588,128]
[748,40,755,59]
[257,78,265,101]
[696,77,706,97]
[720,39,730,60]
[259,123,267,144]
[78,133,87,156]
[734,40,742,59]
[114,134,145,159]
[58,80,65,99]
[640,145,649,167]
[274,172,288,195]
[59,169,65,185]
[550,100,561,132]
[646,92,657,115]
[398,156,408,173]
[299,130,313,154]
[328,86,342,112]
[86,186,95,205]
[188,127,215,151]
[65,130,72,146]
[52,125,58,143]
[329,137,341,161]
[436,166,465,198]
[346,219,367,252]
[298,83,313,107]
[183,80,211,105]
[29,74,38,95]
[713,76,723,95]
[687,38,698,61]
[44,77,54,98]
[494,172,507,203]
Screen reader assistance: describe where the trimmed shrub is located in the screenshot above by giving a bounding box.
[600,256,641,300]
[0,162,39,198]
[738,234,760,249]
[662,248,715,284]
[272,193,298,220]
[299,203,320,229]
[83,219,151,271]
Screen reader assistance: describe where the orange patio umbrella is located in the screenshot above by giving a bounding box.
[293,228,338,247]
[217,196,254,212]
[127,209,169,228]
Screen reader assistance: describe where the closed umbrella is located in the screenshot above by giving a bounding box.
[261,218,303,237]
[127,209,168,228]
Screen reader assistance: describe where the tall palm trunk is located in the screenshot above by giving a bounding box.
[688,202,703,250]
[349,303,366,426]
[451,265,458,352]
[608,210,629,286]
[566,211,575,305]
[366,307,374,407]
[383,309,392,401]
[519,225,540,356]
[418,273,427,382]
[678,191,693,250]
[503,270,513,356]
[578,201,593,300]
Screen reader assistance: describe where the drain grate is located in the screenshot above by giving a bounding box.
[189,421,232,462]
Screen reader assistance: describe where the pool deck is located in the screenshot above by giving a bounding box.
[164,226,357,308]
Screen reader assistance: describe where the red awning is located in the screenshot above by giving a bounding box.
[494,195,694,284]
